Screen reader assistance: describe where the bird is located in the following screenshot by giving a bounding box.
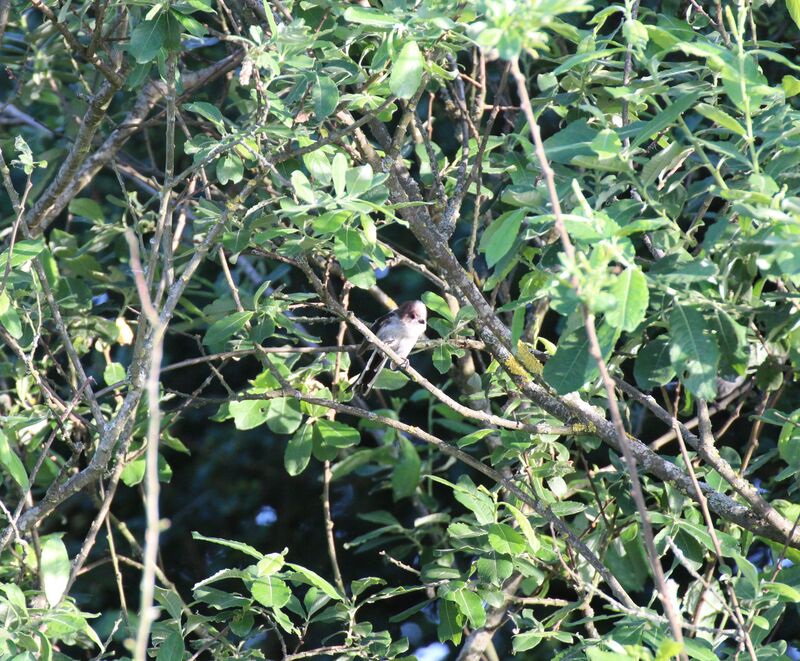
[352,300,427,396]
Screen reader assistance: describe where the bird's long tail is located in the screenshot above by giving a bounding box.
[353,349,388,396]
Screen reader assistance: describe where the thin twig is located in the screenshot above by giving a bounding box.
[680,404,756,659]
[511,55,685,652]
[133,51,176,661]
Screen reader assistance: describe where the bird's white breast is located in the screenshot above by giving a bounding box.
[377,315,425,359]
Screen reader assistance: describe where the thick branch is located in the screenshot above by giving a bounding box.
[26,53,242,235]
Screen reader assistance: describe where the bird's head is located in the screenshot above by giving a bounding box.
[397,300,427,327]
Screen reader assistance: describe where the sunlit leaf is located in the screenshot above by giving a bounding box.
[390,41,424,99]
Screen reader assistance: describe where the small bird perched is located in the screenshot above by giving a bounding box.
[352,300,427,396]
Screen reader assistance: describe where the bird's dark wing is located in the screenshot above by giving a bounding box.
[357,309,396,355]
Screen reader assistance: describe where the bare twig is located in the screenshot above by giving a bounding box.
[678,404,756,658]
[133,52,177,661]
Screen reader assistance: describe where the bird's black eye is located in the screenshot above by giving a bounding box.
[418,318,425,324]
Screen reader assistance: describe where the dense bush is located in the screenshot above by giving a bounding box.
[1,0,800,659]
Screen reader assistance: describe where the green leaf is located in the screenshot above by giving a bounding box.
[40,536,70,607]
[721,54,769,112]
[0,238,45,271]
[708,309,748,378]
[184,101,225,127]
[682,639,721,661]
[634,336,675,389]
[155,586,184,621]
[0,295,22,339]
[762,581,800,602]
[203,311,253,347]
[313,419,360,448]
[68,198,104,222]
[271,607,297,634]
[631,93,700,149]
[313,210,349,234]
[332,153,347,197]
[370,370,409,391]
[513,631,574,653]
[590,129,622,160]
[605,266,648,332]
[171,8,207,36]
[391,437,420,500]
[103,362,127,387]
[251,576,291,608]
[12,135,39,174]
[194,585,250,609]
[216,153,244,185]
[513,631,547,653]
[285,562,343,600]
[695,103,746,137]
[587,647,630,660]
[480,209,525,268]
[503,503,539,552]
[669,305,720,400]
[641,141,690,189]
[785,0,799,33]
[477,552,513,583]
[257,553,285,577]
[291,170,316,204]
[156,629,184,661]
[782,74,800,97]
[421,291,453,321]
[313,75,339,120]
[344,164,373,196]
[452,477,495,524]
[0,430,29,492]
[158,454,173,483]
[351,576,385,596]
[537,72,557,90]
[390,41,424,100]
[457,428,494,448]
[163,10,183,51]
[623,18,648,50]
[437,598,464,645]
[285,425,313,476]
[193,567,250,589]
[191,531,263,559]
[230,399,270,430]
[487,523,526,555]
[778,410,800,469]
[343,257,376,290]
[343,5,398,26]
[432,344,451,374]
[554,48,623,75]
[303,148,331,183]
[230,611,254,637]
[543,120,599,163]
[543,323,618,395]
[120,458,145,486]
[444,588,486,628]
[266,398,303,435]
[655,640,684,661]
[129,16,167,63]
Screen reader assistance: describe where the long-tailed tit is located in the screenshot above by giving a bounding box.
[352,300,427,396]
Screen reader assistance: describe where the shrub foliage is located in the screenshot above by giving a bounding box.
[1,0,800,659]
